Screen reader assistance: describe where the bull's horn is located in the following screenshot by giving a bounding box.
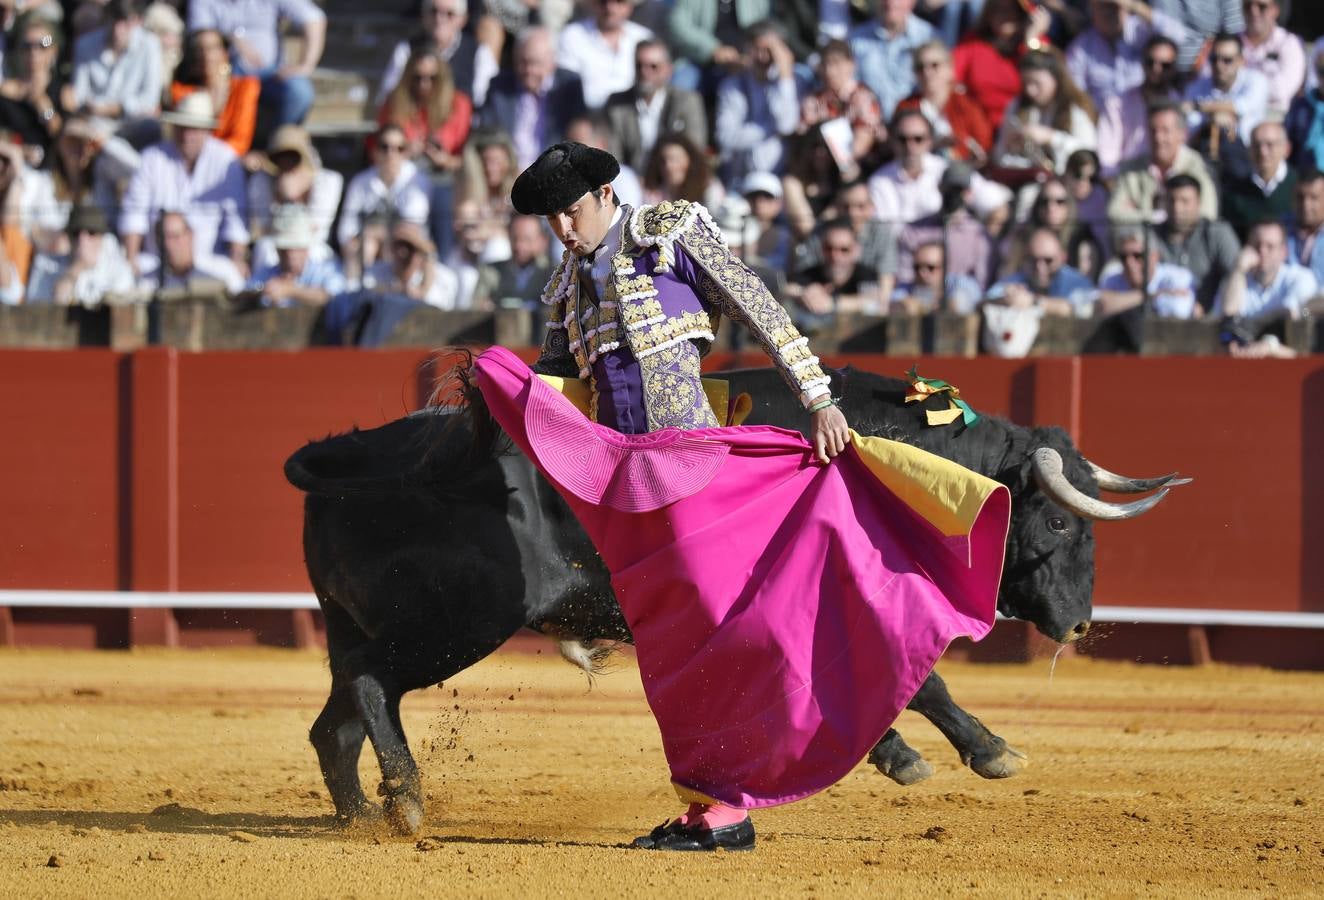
[1033,449,1170,521]
[1085,460,1194,493]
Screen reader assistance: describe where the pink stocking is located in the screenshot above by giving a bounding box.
[676,802,748,829]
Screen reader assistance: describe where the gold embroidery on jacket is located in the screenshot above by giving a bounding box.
[638,342,720,432]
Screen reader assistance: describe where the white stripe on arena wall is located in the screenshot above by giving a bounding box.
[0,591,1322,630]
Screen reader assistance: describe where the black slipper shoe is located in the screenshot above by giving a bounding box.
[631,816,756,852]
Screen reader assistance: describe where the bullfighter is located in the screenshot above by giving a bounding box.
[477,142,1008,853]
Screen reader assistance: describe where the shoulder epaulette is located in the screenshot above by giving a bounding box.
[540,249,576,306]
[626,200,720,273]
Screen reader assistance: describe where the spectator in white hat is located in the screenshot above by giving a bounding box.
[25,203,136,305]
[740,171,791,272]
[243,204,345,308]
[119,90,249,276]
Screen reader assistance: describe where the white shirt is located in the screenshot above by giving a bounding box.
[26,236,136,305]
[336,160,432,249]
[1251,160,1289,198]
[363,259,459,309]
[441,249,481,309]
[119,136,250,258]
[136,252,246,294]
[1215,262,1319,318]
[71,25,163,119]
[18,167,66,245]
[1100,262,1198,319]
[1182,66,1272,144]
[248,168,345,244]
[868,153,1010,225]
[555,18,653,109]
[611,165,644,210]
[635,89,668,159]
[1241,26,1307,114]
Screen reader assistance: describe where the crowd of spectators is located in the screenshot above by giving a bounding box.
[0,0,1320,356]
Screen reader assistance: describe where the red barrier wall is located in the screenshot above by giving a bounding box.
[1,349,1321,655]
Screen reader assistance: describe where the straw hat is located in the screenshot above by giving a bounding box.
[270,205,315,250]
[264,125,316,174]
[161,91,218,129]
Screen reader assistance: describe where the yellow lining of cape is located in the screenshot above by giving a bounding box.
[850,431,1002,538]
[537,375,751,427]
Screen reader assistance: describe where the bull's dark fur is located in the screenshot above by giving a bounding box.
[285,365,1100,833]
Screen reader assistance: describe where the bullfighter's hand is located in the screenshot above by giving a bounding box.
[811,404,851,465]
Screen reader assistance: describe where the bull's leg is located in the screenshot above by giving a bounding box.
[343,654,426,837]
[311,601,377,824]
[909,671,1027,779]
[867,728,935,785]
[341,611,528,837]
[310,686,373,822]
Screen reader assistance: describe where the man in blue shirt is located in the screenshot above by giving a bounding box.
[1098,227,1198,319]
[1289,169,1324,287]
[848,0,934,119]
[1216,220,1319,319]
[245,207,346,308]
[984,227,1099,318]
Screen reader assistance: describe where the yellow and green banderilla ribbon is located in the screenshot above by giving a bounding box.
[904,365,980,427]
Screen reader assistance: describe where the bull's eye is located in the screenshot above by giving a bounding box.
[1047,516,1068,534]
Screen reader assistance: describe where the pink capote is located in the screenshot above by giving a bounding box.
[474,346,1010,809]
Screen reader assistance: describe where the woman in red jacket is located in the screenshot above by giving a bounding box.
[897,40,994,163]
[951,0,1051,131]
[375,44,473,178]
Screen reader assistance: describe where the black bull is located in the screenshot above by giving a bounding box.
[284,365,1186,835]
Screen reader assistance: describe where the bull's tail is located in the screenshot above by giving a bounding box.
[284,350,506,497]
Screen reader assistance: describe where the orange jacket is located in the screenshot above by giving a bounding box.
[170,77,262,157]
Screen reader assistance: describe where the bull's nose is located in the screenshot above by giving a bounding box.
[1064,620,1091,643]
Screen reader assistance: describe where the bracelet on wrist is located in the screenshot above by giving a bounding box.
[809,397,837,413]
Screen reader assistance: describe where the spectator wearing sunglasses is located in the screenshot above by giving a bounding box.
[25,203,135,305]
[376,0,496,108]
[1182,32,1268,145]
[603,40,706,174]
[1238,0,1304,115]
[0,12,63,166]
[785,220,885,329]
[896,40,994,163]
[870,108,1011,228]
[336,122,432,284]
[891,240,982,315]
[1098,226,1198,320]
[984,226,1098,318]
[1066,0,1187,112]
[1000,176,1098,279]
[1097,34,1182,177]
[1149,0,1244,73]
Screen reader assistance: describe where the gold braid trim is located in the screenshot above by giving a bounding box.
[678,214,831,406]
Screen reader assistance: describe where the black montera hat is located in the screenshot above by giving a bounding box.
[510,142,620,216]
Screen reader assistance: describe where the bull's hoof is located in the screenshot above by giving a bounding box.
[963,739,1028,779]
[868,742,935,785]
[333,800,383,828]
[383,792,424,836]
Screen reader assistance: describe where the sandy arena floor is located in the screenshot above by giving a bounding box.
[0,644,1320,898]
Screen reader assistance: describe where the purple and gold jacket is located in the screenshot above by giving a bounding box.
[533,200,831,433]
